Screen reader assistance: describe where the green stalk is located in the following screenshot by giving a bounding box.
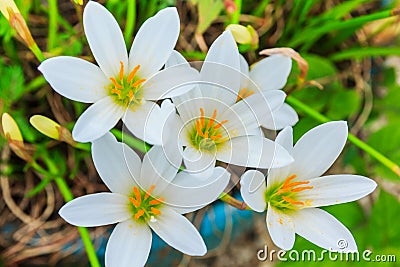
[30,43,46,62]
[230,0,242,24]
[47,0,58,50]
[124,0,136,46]
[44,158,101,267]
[111,129,150,153]
[286,96,400,177]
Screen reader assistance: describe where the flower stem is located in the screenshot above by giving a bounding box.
[43,159,101,267]
[124,0,136,46]
[29,43,46,62]
[47,0,58,50]
[286,95,400,177]
[111,129,150,153]
[231,0,242,24]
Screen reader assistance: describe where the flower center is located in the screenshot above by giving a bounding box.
[108,61,146,107]
[236,87,255,102]
[265,174,313,212]
[128,185,163,223]
[188,108,229,152]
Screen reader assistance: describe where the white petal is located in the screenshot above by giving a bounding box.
[142,65,199,100]
[266,166,293,188]
[261,103,299,130]
[59,193,130,227]
[139,145,181,195]
[239,54,250,88]
[122,101,163,145]
[129,7,180,78]
[217,135,293,168]
[72,97,124,142]
[38,56,108,103]
[183,146,216,179]
[83,1,128,78]
[222,90,286,135]
[200,31,241,106]
[148,207,207,256]
[106,220,151,267]
[292,208,358,252]
[266,204,295,250]
[240,170,267,212]
[91,132,140,195]
[297,175,377,208]
[250,54,292,91]
[160,166,230,209]
[275,126,293,155]
[165,50,190,68]
[292,121,348,180]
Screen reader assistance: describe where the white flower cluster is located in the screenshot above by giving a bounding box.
[38,2,377,266]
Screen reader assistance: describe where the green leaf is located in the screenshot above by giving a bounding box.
[197,0,224,34]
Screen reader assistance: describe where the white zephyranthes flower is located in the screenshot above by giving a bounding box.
[59,132,230,267]
[164,30,293,176]
[39,1,198,143]
[240,121,377,252]
[238,54,298,130]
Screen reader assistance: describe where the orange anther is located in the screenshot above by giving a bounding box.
[281,196,304,205]
[151,207,161,215]
[207,109,218,129]
[127,65,141,84]
[214,120,228,129]
[110,77,123,89]
[196,120,204,137]
[204,131,209,139]
[119,61,125,81]
[131,78,146,88]
[129,197,139,208]
[291,186,314,193]
[134,209,145,220]
[111,88,121,96]
[282,174,297,188]
[128,90,134,100]
[285,181,310,188]
[211,134,222,140]
[133,187,141,206]
[200,108,205,127]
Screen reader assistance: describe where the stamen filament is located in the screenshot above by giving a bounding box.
[131,78,146,88]
[110,77,123,89]
[291,186,314,192]
[119,61,124,81]
[214,120,228,129]
[281,196,304,205]
[127,65,141,84]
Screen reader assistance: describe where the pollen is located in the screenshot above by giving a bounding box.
[108,61,146,107]
[128,185,163,223]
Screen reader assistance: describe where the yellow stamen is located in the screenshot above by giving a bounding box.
[131,78,146,88]
[110,77,123,89]
[134,209,145,220]
[206,109,217,129]
[127,65,141,84]
[129,197,140,208]
[291,186,314,193]
[214,120,228,129]
[281,196,304,205]
[200,108,205,127]
[151,207,161,215]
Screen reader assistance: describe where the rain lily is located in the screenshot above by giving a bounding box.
[238,54,298,130]
[39,1,198,143]
[165,31,293,176]
[59,132,230,267]
[240,121,377,251]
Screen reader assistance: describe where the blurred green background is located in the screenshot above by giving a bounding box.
[1,0,400,266]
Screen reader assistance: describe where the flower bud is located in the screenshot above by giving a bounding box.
[30,115,60,140]
[226,24,259,48]
[2,113,23,142]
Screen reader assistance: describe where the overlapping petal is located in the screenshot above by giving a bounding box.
[240,170,267,212]
[91,132,140,195]
[72,97,124,142]
[261,103,299,130]
[148,206,207,256]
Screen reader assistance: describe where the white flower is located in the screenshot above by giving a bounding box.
[164,31,294,176]
[39,1,198,143]
[238,54,298,130]
[59,132,230,267]
[240,121,377,252]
